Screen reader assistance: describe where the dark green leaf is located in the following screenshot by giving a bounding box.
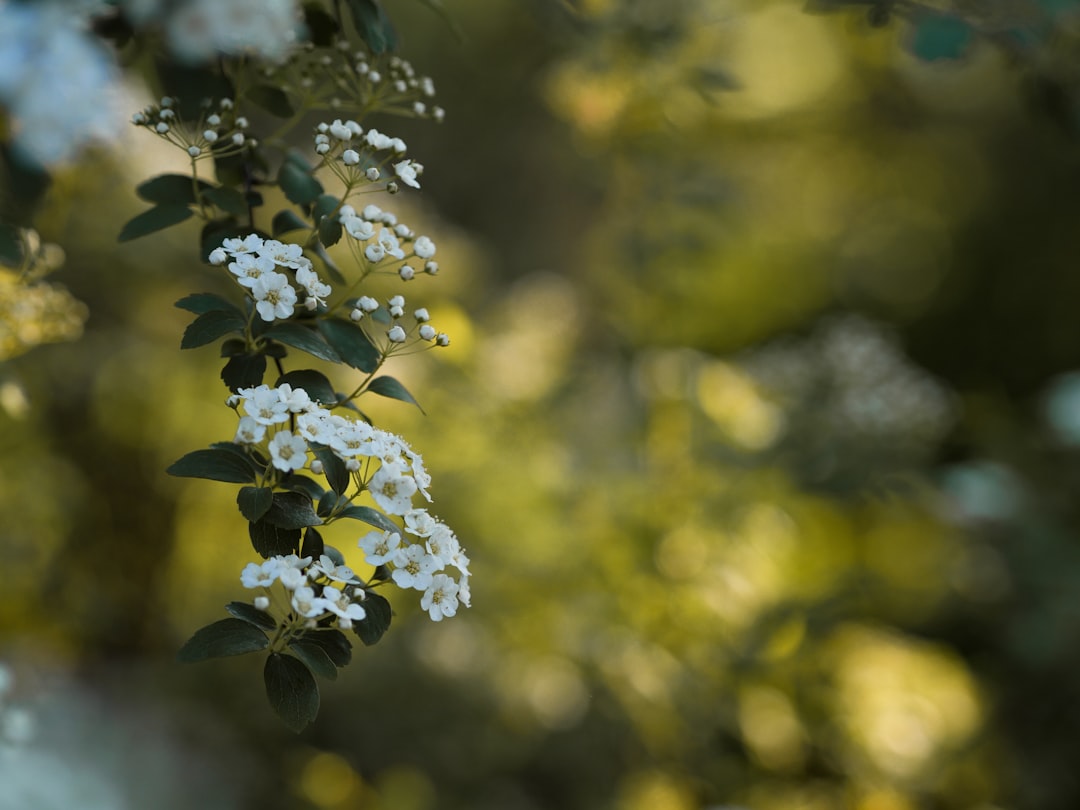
[264,653,320,732]
[181,310,246,349]
[136,173,212,205]
[225,600,278,631]
[272,209,309,236]
[265,491,322,530]
[249,518,301,558]
[318,216,342,248]
[302,2,339,45]
[221,338,248,357]
[118,204,193,242]
[238,486,274,522]
[341,504,399,534]
[345,0,398,54]
[284,150,313,173]
[312,194,341,222]
[311,443,350,495]
[177,618,268,662]
[301,526,325,560]
[203,186,249,217]
[275,369,338,407]
[0,222,23,267]
[200,218,246,262]
[311,241,345,285]
[280,474,325,501]
[318,318,380,371]
[278,160,323,206]
[353,591,392,646]
[318,490,346,518]
[248,84,296,118]
[264,323,342,363]
[287,640,338,680]
[367,375,424,412]
[222,353,267,392]
[175,292,242,316]
[314,194,343,248]
[297,628,352,666]
[167,447,257,484]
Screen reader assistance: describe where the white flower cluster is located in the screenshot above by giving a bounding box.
[0,1,122,167]
[261,41,444,123]
[127,0,304,64]
[359,507,471,621]
[350,293,450,347]
[314,119,424,192]
[338,203,439,280]
[232,382,434,516]
[209,234,331,320]
[132,96,253,158]
[240,553,369,629]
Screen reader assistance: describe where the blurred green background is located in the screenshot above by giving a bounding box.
[6,0,1080,808]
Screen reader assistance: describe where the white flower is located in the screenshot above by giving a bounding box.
[276,383,313,413]
[322,585,367,623]
[279,566,306,591]
[387,325,407,343]
[413,236,436,259]
[228,253,275,288]
[269,430,308,472]
[208,247,228,265]
[251,272,297,321]
[457,573,471,608]
[342,215,375,241]
[404,509,438,538]
[259,240,307,269]
[329,119,352,140]
[361,204,383,220]
[234,415,266,444]
[291,586,329,618]
[330,419,376,457]
[390,544,438,590]
[359,530,402,565]
[364,243,386,263]
[295,265,332,306]
[399,265,415,281]
[222,234,263,254]
[393,160,421,189]
[425,524,459,567]
[167,0,303,63]
[241,559,283,589]
[421,574,460,621]
[365,128,394,150]
[242,384,290,425]
[312,555,359,584]
[369,462,417,515]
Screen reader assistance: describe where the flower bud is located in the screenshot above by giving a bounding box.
[419,324,436,341]
[414,308,430,322]
[388,325,407,343]
[342,149,360,166]
[254,596,270,610]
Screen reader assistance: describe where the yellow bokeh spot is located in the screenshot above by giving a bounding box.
[616,770,696,810]
[298,751,362,808]
[696,360,784,450]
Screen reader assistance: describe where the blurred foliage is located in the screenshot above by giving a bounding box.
[7,0,1080,808]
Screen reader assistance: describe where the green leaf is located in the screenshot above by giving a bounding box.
[0,222,23,267]
[136,174,212,206]
[302,2,339,45]
[264,323,342,363]
[238,486,274,522]
[222,353,267,392]
[296,628,352,667]
[220,338,248,357]
[248,84,296,118]
[314,193,342,247]
[318,318,380,372]
[249,518,301,558]
[280,474,325,501]
[177,618,268,662]
[118,204,193,242]
[301,526,325,560]
[225,600,278,631]
[272,210,309,236]
[167,447,257,484]
[275,369,338,407]
[311,443,350,495]
[265,491,322,530]
[175,292,242,316]
[311,241,346,285]
[287,639,338,680]
[203,186,249,217]
[264,653,320,732]
[318,490,345,518]
[278,160,323,206]
[345,0,398,54]
[367,375,424,412]
[353,591,392,646]
[341,504,399,534]
[181,310,246,349]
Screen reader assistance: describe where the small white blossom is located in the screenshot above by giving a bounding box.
[313,555,359,584]
[413,236,436,259]
[208,247,227,265]
[291,585,329,618]
[370,461,418,515]
[269,430,308,472]
[421,574,460,621]
[390,543,437,590]
[322,585,367,623]
[359,530,402,565]
[242,384,290,425]
[393,160,421,189]
[254,596,270,611]
[234,415,266,444]
[241,559,282,589]
[251,272,297,321]
[229,253,276,288]
[364,243,386,263]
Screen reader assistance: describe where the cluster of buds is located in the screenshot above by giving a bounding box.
[350,294,450,349]
[314,119,423,194]
[261,40,445,123]
[131,96,253,159]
